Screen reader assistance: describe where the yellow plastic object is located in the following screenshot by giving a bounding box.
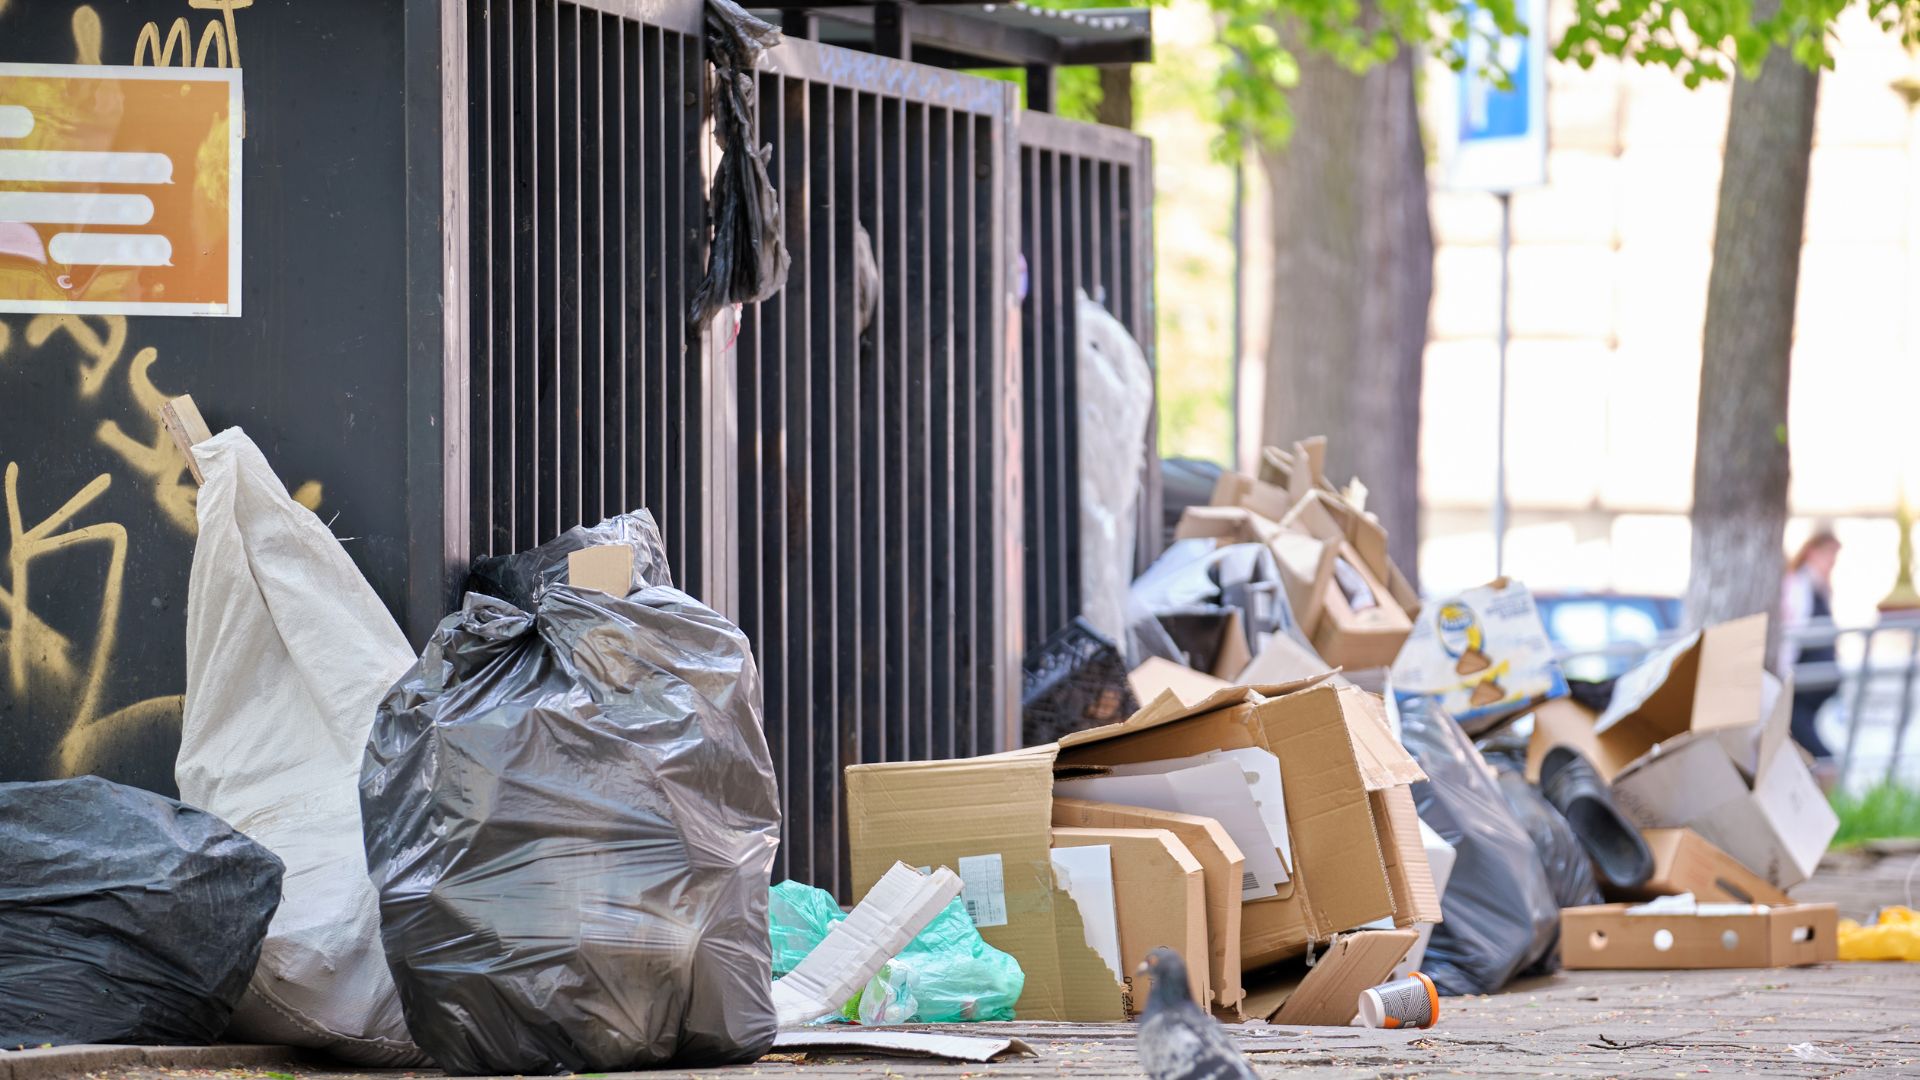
[1838,906,1920,962]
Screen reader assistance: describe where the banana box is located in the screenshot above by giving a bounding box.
[1389,578,1567,735]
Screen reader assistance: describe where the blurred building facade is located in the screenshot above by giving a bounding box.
[1409,4,1917,621]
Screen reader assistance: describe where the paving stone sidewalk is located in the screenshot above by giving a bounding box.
[14,855,1917,1080]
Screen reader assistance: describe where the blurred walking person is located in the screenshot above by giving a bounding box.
[1780,528,1841,769]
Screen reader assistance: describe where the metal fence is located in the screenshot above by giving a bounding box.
[464,0,735,605]
[1016,109,1158,651]
[732,40,1022,895]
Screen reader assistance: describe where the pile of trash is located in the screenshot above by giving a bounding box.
[3,419,785,1075]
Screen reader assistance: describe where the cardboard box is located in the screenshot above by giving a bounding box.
[845,674,1437,1020]
[1052,827,1209,1012]
[1127,658,1231,709]
[1606,829,1791,905]
[1525,617,1837,889]
[1560,902,1838,970]
[1054,798,1247,1016]
[1390,578,1568,733]
[1242,928,1419,1026]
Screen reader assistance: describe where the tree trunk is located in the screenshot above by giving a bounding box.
[1258,46,1432,584]
[1686,39,1819,647]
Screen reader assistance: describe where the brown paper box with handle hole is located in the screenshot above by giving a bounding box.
[845,673,1438,1020]
[1560,903,1837,970]
[1604,829,1791,905]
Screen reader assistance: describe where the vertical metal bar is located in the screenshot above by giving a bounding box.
[883,94,907,769]
[1060,148,1082,628]
[906,100,930,761]
[830,84,861,896]
[471,0,492,556]
[1020,145,1043,651]
[928,106,955,759]
[561,5,582,532]
[543,0,561,541]
[952,112,977,757]
[858,89,887,772]
[1887,630,1920,784]
[1045,148,1068,640]
[993,89,1022,754]
[805,80,839,891]
[781,75,813,885]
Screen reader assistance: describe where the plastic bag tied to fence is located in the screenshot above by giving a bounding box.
[1398,695,1560,995]
[0,777,283,1049]
[767,880,1024,1024]
[692,0,788,324]
[176,427,423,1065]
[361,510,781,1076]
[1076,289,1155,644]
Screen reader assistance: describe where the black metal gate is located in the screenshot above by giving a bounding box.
[734,40,1021,896]
[1016,109,1158,653]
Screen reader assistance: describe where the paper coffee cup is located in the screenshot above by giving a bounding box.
[1357,972,1439,1030]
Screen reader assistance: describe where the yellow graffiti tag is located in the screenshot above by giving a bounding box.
[72,4,102,64]
[95,348,199,534]
[26,314,126,399]
[0,463,184,777]
[135,0,249,69]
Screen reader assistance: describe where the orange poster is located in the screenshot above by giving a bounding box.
[0,63,242,316]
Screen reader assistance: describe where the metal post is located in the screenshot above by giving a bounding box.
[1493,190,1512,578]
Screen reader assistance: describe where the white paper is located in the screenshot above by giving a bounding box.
[1099,748,1293,873]
[956,853,1008,929]
[1050,845,1122,983]
[1058,760,1288,898]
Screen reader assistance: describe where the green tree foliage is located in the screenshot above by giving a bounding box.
[1557,0,1920,86]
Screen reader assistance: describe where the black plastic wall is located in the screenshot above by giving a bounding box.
[0,0,434,795]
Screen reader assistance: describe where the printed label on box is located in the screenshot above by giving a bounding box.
[957,853,1008,928]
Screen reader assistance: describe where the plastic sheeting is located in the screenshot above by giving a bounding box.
[0,777,282,1049]
[1399,696,1560,995]
[361,511,781,1076]
[692,0,788,323]
[176,428,423,1065]
[1076,289,1155,644]
[1125,537,1309,676]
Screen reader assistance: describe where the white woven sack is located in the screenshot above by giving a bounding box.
[176,429,422,1065]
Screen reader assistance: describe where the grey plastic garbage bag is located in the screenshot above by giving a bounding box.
[0,777,283,1049]
[1398,696,1559,995]
[361,510,781,1076]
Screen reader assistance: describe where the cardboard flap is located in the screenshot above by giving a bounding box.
[1240,633,1335,687]
[1339,688,1427,790]
[1249,929,1418,1026]
[1255,688,1397,933]
[1070,672,1338,750]
[1128,658,1231,709]
[1754,672,1794,775]
[568,544,635,595]
[1052,827,1209,1010]
[1688,614,1769,733]
[1376,785,1443,925]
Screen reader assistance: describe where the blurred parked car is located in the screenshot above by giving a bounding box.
[1533,591,1684,680]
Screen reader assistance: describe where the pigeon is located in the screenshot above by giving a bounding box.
[1134,947,1259,1080]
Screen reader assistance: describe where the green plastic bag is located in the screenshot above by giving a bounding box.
[767,881,1024,1023]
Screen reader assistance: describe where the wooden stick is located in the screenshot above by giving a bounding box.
[161,394,214,485]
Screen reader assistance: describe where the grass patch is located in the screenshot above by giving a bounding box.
[1829,781,1920,848]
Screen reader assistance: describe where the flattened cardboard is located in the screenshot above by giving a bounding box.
[1607,829,1791,905]
[1053,798,1248,1016]
[1052,827,1209,1013]
[567,544,635,596]
[1239,628,1335,687]
[771,862,963,1027]
[1560,903,1837,970]
[773,1030,1035,1062]
[1241,929,1418,1026]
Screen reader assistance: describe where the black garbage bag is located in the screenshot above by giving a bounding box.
[0,777,283,1049]
[361,510,781,1076]
[691,0,788,324]
[1398,696,1559,995]
[1494,769,1602,908]
[1023,616,1140,745]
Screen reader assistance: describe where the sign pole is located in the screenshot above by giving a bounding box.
[1494,190,1511,577]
